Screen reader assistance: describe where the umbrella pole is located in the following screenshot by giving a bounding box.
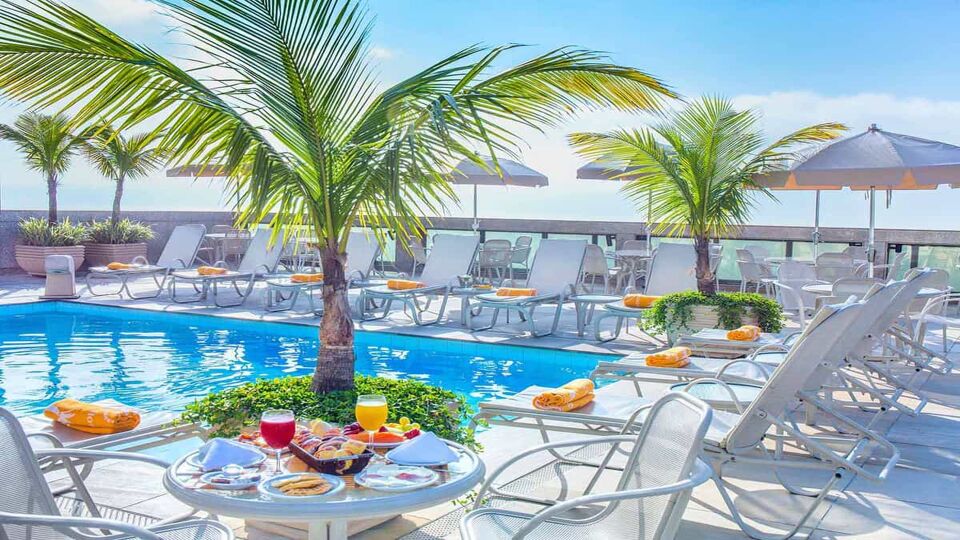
[472,184,479,234]
[868,186,876,278]
[813,190,821,258]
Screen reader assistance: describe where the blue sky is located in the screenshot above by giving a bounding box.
[2,0,960,232]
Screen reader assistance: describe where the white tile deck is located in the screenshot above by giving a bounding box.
[4,270,960,539]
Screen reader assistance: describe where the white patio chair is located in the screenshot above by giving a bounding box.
[0,407,232,540]
[912,292,960,353]
[709,243,723,289]
[736,248,775,294]
[815,252,855,282]
[467,239,587,337]
[477,239,513,285]
[360,234,480,325]
[86,224,207,299]
[168,227,286,307]
[592,242,696,343]
[870,250,906,280]
[743,243,771,261]
[772,260,818,330]
[509,236,533,280]
[812,276,883,310]
[460,392,713,540]
[580,244,619,293]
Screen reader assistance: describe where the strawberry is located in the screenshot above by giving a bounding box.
[403,428,420,439]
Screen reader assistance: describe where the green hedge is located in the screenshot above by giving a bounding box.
[180,375,478,450]
[644,291,784,335]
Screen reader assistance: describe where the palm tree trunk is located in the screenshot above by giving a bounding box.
[694,236,716,295]
[310,243,356,393]
[46,172,58,224]
[111,175,124,226]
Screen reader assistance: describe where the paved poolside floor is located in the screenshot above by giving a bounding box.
[5,270,960,538]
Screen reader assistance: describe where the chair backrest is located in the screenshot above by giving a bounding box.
[478,240,512,267]
[816,252,855,282]
[612,392,712,540]
[621,239,649,252]
[776,260,817,311]
[843,245,864,259]
[581,244,610,275]
[0,407,62,540]
[850,269,934,358]
[346,231,381,281]
[419,234,481,287]
[156,224,206,269]
[736,249,763,281]
[525,239,588,296]
[511,236,533,265]
[408,240,429,264]
[722,298,866,452]
[708,244,723,273]
[237,227,286,274]
[645,243,696,295]
[744,244,770,260]
[832,277,882,299]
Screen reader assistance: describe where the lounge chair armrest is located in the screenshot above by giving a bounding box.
[513,460,712,539]
[716,359,772,382]
[34,448,171,468]
[472,435,637,509]
[747,343,792,359]
[26,432,65,448]
[212,260,229,268]
[131,255,149,265]
[173,258,190,269]
[0,511,166,540]
[679,378,748,413]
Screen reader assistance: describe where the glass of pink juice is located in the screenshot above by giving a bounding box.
[260,409,295,474]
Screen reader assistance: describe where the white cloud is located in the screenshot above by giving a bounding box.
[64,0,160,26]
[370,46,395,60]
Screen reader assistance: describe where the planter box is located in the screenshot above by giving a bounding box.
[83,242,148,268]
[14,245,85,277]
[666,304,760,344]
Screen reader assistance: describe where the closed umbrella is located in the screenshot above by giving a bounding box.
[759,124,960,276]
[449,157,548,232]
[577,159,653,245]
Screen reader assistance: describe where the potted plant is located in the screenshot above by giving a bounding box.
[82,126,163,266]
[15,218,88,276]
[645,291,784,344]
[0,113,89,275]
[570,96,844,332]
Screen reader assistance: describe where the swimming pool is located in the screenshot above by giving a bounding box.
[0,302,610,416]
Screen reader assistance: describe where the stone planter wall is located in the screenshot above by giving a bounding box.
[83,242,148,268]
[14,245,86,276]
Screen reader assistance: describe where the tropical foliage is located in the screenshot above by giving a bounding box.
[570,97,845,294]
[644,291,784,335]
[17,217,87,247]
[87,218,154,244]
[83,127,164,227]
[0,0,675,391]
[0,113,86,224]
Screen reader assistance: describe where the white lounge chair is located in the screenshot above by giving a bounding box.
[467,239,587,337]
[460,392,713,540]
[264,231,382,313]
[86,224,207,299]
[593,242,697,343]
[0,407,232,540]
[359,234,480,325]
[168,227,285,307]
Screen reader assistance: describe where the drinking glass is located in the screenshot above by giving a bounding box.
[355,395,388,447]
[260,409,295,475]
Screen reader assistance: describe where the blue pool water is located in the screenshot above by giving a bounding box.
[0,302,609,416]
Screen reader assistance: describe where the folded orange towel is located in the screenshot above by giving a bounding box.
[106,262,133,270]
[387,279,425,290]
[645,346,692,368]
[623,294,660,308]
[197,266,228,276]
[726,325,761,341]
[44,399,141,434]
[496,288,537,297]
[532,379,595,411]
[291,273,323,283]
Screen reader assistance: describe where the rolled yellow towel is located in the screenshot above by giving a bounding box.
[106,262,133,270]
[532,379,595,411]
[496,287,537,297]
[387,279,425,290]
[727,325,761,341]
[623,294,660,308]
[645,346,692,368]
[291,273,323,283]
[197,266,228,276]
[44,399,141,434]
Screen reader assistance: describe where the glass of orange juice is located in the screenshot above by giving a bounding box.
[356,394,388,447]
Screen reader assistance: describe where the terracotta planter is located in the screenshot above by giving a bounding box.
[14,245,86,277]
[83,242,148,268]
[666,304,760,344]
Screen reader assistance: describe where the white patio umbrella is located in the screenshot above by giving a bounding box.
[759,124,960,276]
[577,159,653,245]
[449,157,548,232]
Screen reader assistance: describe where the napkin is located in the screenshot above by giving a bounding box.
[386,432,457,465]
[197,438,264,471]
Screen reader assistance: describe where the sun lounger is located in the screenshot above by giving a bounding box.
[86,224,207,299]
[359,234,480,325]
[168,227,285,307]
[467,239,587,337]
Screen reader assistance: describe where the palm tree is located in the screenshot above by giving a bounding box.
[570,97,846,294]
[0,0,676,392]
[83,126,164,226]
[0,112,86,224]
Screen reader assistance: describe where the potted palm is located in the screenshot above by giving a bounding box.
[570,97,845,335]
[82,126,162,266]
[0,112,89,275]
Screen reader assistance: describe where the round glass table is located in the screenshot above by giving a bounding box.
[569,294,622,337]
[164,440,484,540]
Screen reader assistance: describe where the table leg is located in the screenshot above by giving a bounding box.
[575,301,586,337]
[308,520,348,540]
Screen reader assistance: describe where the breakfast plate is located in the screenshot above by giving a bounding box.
[258,473,344,500]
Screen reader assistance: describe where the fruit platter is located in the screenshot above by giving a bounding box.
[344,416,422,448]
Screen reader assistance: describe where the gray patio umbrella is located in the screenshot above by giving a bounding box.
[577,159,653,245]
[449,157,548,232]
[762,124,960,276]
